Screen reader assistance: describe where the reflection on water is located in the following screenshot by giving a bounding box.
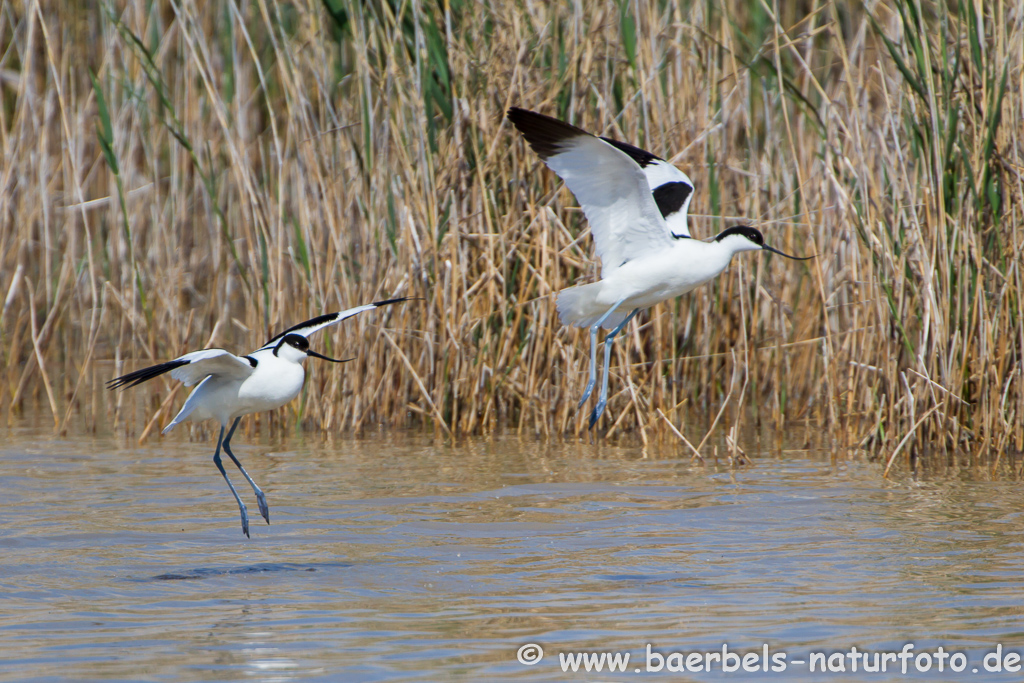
[138,562,336,582]
[1,422,1023,681]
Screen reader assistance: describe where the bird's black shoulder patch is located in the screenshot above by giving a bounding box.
[600,137,661,168]
[652,181,693,218]
[244,355,258,368]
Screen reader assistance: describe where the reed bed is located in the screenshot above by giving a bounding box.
[1,0,1022,472]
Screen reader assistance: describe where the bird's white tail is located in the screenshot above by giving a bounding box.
[557,284,629,329]
[161,376,210,434]
[161,410,189,435]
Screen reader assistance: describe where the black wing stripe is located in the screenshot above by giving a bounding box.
[600,137,662,168]
[107,359,190,390]
[262,297,411,347]
[264,312,340,346]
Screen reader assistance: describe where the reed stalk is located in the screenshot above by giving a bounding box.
[0,0,1021,473]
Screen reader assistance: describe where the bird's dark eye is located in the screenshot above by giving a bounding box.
[284,334,308,350]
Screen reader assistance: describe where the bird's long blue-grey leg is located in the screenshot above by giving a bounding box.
[577,324,600,410]
[222,416,269,525]
[578,300,627,411]
[589,308,640,429]
[213,423,250,538]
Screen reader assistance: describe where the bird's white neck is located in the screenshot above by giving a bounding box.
[713,233,763,257]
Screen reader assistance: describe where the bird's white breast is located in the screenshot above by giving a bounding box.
[234,351,306,418]
[596,239,735,310]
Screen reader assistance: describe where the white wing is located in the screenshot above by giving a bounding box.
[257,297,408,351]
[508,108,672,276]
[169,349,256,386]
[598,138,696,239]
[109,299,407,392]
[107,348,254,390]
[509,108,692,274]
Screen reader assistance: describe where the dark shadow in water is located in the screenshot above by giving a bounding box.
[132,561,353,582]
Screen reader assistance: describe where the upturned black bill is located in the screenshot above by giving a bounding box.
[763,244,814,260]
[307,350,351,363]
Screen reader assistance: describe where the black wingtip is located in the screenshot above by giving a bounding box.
[372,297,412,308]
[107,359,190,391]
[507,107,591,159]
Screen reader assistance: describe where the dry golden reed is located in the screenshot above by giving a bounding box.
[0,0,1021,473]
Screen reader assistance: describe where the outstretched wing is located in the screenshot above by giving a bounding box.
[601,138,695,238]
[258,297,408,351]
[508,108,677,274]
[107,349,255,390]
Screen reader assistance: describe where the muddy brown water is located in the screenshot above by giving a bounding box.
[1,421,1023,681]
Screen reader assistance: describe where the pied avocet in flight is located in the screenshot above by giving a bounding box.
[507,107,811,428]
[108,298,407,537]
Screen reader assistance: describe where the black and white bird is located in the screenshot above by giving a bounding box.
[507,107,811,428]
[108,298,407,537]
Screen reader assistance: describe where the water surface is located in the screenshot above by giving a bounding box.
[1,423,1023,681]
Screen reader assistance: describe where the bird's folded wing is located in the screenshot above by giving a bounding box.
[169,349,256,386]
[258,298,407,351]
[508,108,672,275]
